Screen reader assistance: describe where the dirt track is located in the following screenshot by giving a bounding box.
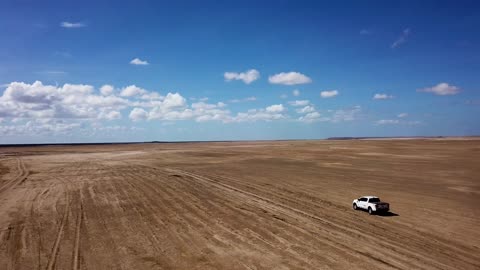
[0,139,479,269]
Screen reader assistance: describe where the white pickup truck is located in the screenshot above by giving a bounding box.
[353,196,390,215]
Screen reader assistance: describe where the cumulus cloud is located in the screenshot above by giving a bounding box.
[268,72,312,85]
[129,108,148,121]
[128,94,233,123]
[224,69,260,84]
[120,85,148,97]
[296,105,315,114]
[298,112,323,123]
[288,100,310,107]
[100,85,114,96]
[418,83,460,95]
[295,104,362,123]
[0,81,128,120]
[60,22,86,28]
[191,102,230,122]
[130,58,149,65]
[99,110,121,120]
[391,28,410,48]
[397,113,408,118]
[162,93,187,108]
[373,93,394,100]
[320,90,339,98]
[292,89,300,96]
[233,105,287,122]
[147,93,192,121]
[265,104,285,113]
[0,80,327,137]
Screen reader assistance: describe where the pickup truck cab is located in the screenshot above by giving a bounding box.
[353,196,390,215]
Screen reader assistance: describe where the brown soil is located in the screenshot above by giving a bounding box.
[0,139,479,269]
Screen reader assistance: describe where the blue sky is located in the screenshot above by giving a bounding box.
[0,0,479,143]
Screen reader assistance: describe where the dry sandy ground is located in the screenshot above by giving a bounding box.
[0,139,479,269]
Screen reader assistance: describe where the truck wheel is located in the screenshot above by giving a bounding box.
[353,203,357,210]
[368,207,373,215]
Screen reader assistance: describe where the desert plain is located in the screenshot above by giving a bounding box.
[0,139,479,269]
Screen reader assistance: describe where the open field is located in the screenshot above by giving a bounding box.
[0,139,479,269]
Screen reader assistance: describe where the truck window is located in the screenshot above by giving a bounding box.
[369,198,380,203]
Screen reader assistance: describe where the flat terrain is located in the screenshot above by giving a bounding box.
[0,139,479,269]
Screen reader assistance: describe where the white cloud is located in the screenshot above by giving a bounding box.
[397,113,408,118]
[130,58,149,65]
[320,90,339,98]
[99,110,121,120]
[129,108,148,121]
[130,94,232,123]
[224,69,260,84]
[376,119,399,125]
[191,101,226,110]
[288,100,310,107]
[92,125,144,133]
[147,93,190,121]
[60,22,86,28]
[233,105,287,122]
[0,81,334,133]
[292,89,300,96]
[296,105,315,114]
[375,119,420,125]
[418,83,460,95]
[120,85,148,97]
[373,93,394,100]
[229,96,257,103]
[391,28,410,48]
[162,93,187,108]
[100,85,114,96]
[298,112,323,123]
[191,102,230,122]
[140,92,163,100]
[280,94,288,99]
[265,104,285,113]
[331,106,361,122]
[269,72,312,85]
[0,120,82,136]
[0,81,128,120]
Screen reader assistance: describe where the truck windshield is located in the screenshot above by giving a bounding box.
[369,198,380,203]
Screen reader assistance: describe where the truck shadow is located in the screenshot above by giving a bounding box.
[377,211,399,217]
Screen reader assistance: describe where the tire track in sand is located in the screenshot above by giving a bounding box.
[72,197,83,270]
[165,168,440,270]
[45,187,70,270]
[0,157,29,195]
